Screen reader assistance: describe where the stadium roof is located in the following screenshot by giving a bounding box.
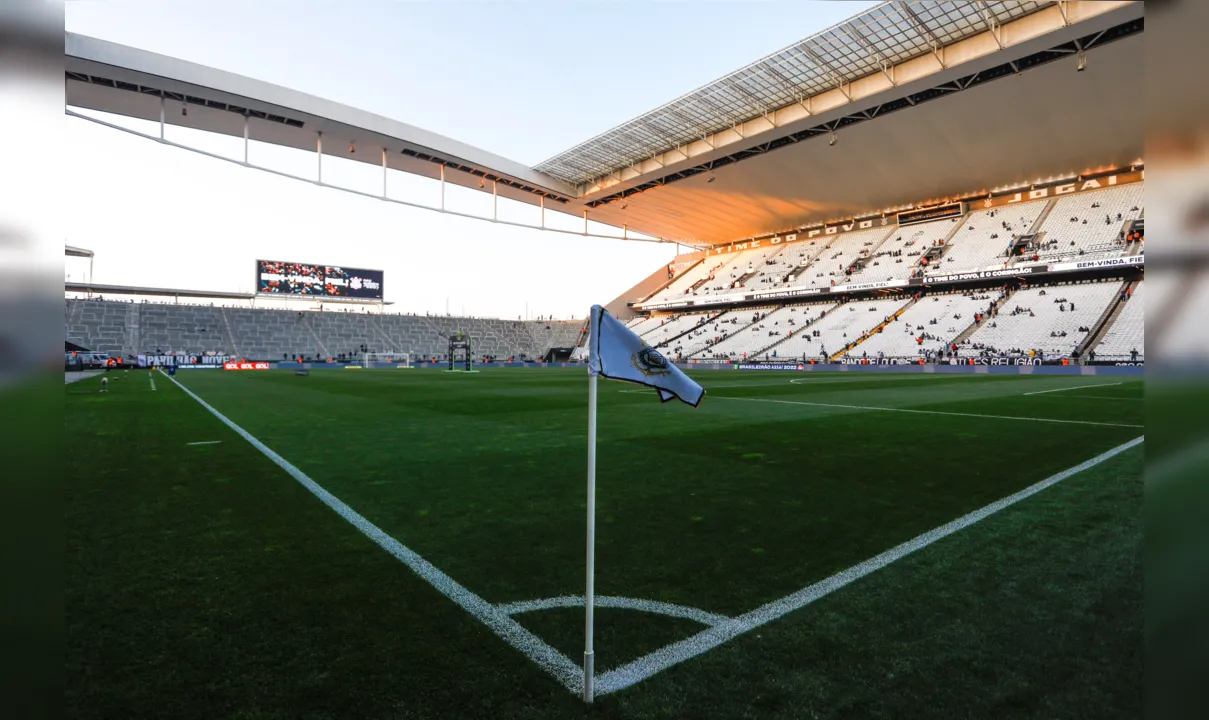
[65,1,1143,248]
[535,0,1056,186]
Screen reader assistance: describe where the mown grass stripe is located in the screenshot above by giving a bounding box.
[710,394,1142,428]
[159,370,584,694]
[594,435,1145,696]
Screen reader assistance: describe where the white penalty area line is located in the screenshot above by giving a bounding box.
[149,376,157,391]
[594,435,1145,696]
[710,394,1141,428]
[157,370,583,694]
[186,440,222,446]
[1022,382,1124,396]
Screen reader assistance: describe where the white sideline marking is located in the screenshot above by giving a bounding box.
[593,435,1145,696]
[786,376,950,386]
[186,441,223,446]
[497,595,730,627]
[620,376,958,394]
[710,394,1142,428]
[159,371,583,694]
[1023,382,1124,396]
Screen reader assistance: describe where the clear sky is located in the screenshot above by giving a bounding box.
[64,0,879,319]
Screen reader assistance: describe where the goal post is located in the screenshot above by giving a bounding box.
[361,351,412,369]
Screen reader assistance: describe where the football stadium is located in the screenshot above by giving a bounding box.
[65,2,1149,718]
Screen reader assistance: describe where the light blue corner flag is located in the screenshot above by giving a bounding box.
[587,305,705,407]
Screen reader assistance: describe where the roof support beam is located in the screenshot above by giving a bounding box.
[843,22,897,86]
[897,0,947,69]
[1082,28,1110,51]
[800,45,852,101]
[761,60,805,99]
[634,117,681,149]
[722,77,768,115]
[976,1,1005,50]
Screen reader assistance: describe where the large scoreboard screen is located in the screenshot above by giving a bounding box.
[256,260,384,299]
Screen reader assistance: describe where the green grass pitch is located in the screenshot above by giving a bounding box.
[65,368,1143,719]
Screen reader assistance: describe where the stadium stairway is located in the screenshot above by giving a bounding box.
[664,311,755,360]
[933,211,973,262]
[219,307,242,359]
[832,295,919,361]
[749,303,842,360]
[124,303,139,360]
[1002,197,1062,271]
[1122,215,1144,256]
[843,226,899,276]
[300,313,330,359]
[1079,279,1132,357]
[652,311,730,351]
[782,237,836,285]
[687,276,713,294]
[367,314,399,354]
[1029,197,1061,235]
[948,287,1019,347]
[732,245,789,289]
[638,257,702,304]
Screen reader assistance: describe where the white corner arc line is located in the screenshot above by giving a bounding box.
[593,435,1145,697]
[710,394,1142,428]
[1022,382,1124,396]
[497,596,730,627]
[158,371,583,694]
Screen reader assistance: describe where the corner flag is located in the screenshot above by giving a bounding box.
[581,305,704,702]
[587,305,705,406]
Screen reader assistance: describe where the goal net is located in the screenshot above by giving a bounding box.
[362,352,412,369]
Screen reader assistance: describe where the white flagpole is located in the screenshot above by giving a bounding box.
[583,368,598,703]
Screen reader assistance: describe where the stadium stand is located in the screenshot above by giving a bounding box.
[772,296,913,360]
[934,200,1050,274]
[851,290,1000,360]
[664,312,754,360]
[643,257,726,303]
[688,305,821,361]
[693,245,787,297]
[65,299,582,362]
[843,220,949,285]
[740,243,818,293]
[962,280,1123,358]
[137,302,237,356]
[65,299,132,358]
[1092,281,1144,360]
[788,227,896,291]
[630,313,676,338]
[1031,184,1145,262]
[642,312,722,349]
[225,307,320,360]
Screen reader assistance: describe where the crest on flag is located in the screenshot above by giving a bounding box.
[632,346,671,377]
